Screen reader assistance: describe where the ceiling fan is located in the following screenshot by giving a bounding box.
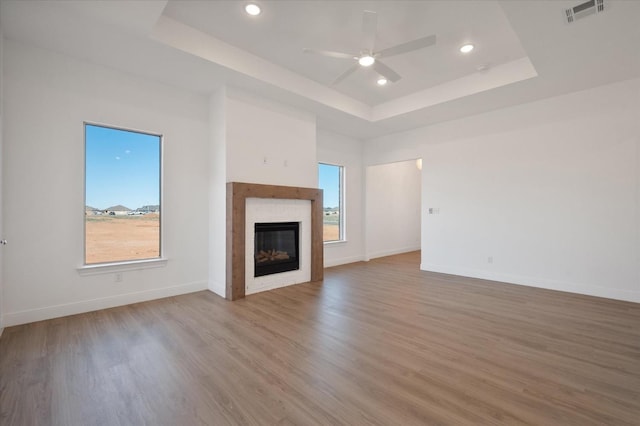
[303,10,437,86]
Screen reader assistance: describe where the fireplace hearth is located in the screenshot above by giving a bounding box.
[254,222,300,277]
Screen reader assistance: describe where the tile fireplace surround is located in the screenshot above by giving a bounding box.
[226,182,324,300]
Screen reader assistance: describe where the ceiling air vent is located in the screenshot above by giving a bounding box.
[565,0,605,23]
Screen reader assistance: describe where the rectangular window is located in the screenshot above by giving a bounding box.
[318,163,344,242]
[84,123,161,264]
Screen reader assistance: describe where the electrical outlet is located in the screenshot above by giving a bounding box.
[488,256,493,264]
[115,272,123,282]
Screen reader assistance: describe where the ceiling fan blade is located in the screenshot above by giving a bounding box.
[302,48,355,59]
[331,64,360,86]
[373,60,401,82]
[361,10,378,53]
[377,34,437,58]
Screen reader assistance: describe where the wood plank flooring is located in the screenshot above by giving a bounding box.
[1,251,639,425]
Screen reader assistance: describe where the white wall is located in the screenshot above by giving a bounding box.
[317,129,366,267]
[365,160,421,260]
[0,24,4,332]
[366,78,640,303]
[225,90,317,189]
[2,40,211,325]
[208,88,227,297]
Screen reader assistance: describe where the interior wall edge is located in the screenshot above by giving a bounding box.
[367,246,421,262]
[2,280,208,327]
[323,254,367,268]
[421,263,640,304]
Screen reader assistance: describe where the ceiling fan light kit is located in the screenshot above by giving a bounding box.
[303,10,437,86]
[358,55,375,67]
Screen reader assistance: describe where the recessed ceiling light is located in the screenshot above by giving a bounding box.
[460,44,474,53]
[358,55,375,67]
[377,78,388,86]
[245,3,261,16]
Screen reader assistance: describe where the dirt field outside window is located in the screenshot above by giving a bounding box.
[85,214,160,264]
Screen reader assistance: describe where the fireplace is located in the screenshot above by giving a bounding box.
[227,182,323,300]
[254,222,300,277]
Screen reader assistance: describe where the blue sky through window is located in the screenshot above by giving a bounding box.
[85,124,160,210]
[318,163,340,208]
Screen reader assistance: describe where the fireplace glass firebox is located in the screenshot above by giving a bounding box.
[254,222,300,277]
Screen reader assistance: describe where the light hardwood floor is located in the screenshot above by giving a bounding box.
[1,252,639,425]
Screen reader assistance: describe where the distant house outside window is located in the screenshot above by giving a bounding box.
[318,163,344,242]
[84,123,161,264]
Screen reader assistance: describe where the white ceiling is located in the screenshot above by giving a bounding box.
[162,1,529,105]
[2,0,640,139]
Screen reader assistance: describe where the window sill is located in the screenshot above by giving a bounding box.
[324,240,347,246]
[77,258,168,276]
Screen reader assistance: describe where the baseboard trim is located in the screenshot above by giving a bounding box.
[207,281,226,298]
[324,255,366,268]
[3,281,208,327]
[367,246,421,261]
[421,263,640,303]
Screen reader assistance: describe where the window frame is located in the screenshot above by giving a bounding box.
[82,121,164,269]
[318,162,346,244]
